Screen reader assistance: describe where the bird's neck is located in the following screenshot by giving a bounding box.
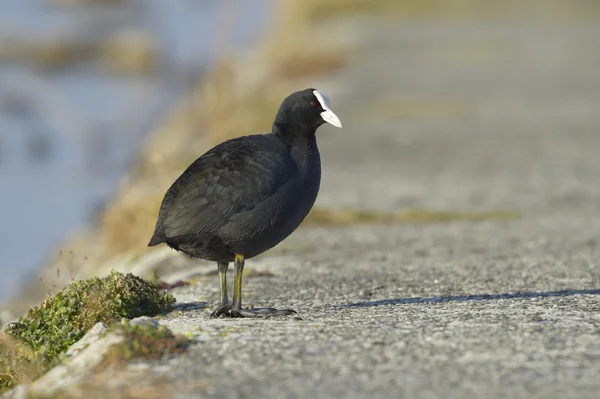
[272,123,320,179]
[272,121,316,146]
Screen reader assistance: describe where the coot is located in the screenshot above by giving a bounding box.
[148,88,342,317]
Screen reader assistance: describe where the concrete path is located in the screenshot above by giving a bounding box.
[153,214,600,399]
[315,18,600,213]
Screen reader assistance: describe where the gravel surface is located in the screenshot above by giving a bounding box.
[149,215,600,399]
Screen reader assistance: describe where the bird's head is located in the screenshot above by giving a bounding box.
[273,88,342,137]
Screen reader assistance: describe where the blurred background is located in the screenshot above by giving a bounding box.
[0,0,272,301]
[1,0,599,313]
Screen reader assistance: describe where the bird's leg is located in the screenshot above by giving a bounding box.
[210,262,232,318]
[229,254,296,317]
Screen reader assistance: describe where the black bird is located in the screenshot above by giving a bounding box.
[148,88,342,317]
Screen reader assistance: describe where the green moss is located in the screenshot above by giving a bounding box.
[1,271,175,391]
[97,320,188,371]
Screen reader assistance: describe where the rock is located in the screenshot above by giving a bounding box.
[28,331,124,396]
[129,316,159,329]
[65,322,108,358]
[1,384,31,399]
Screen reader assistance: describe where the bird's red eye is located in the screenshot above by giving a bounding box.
[310,101,317,107]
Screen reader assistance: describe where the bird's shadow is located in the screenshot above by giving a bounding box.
[344,288,600,308]
[173,301,209,311]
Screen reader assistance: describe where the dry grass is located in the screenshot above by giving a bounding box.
[303,208,517,226]
[287,0,600,21]
[0,332,45,390]
[0,29,159,74]
[101,190,164,256]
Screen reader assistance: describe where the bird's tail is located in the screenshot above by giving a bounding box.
[148,233,165,247]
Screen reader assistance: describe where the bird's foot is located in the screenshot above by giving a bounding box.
[230,306,296,318]
[210,302,232,318]
[211,302,296,318]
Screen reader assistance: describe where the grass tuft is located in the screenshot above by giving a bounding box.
[303,207,518,226]
[0,333,45,391]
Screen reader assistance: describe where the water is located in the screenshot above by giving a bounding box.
[0,0,272,301]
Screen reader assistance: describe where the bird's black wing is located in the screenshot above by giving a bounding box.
[150,135,295,242]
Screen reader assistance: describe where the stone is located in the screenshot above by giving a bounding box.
[1,384,31,399]
[129,316,159,329]
[65,322,108,358]
[29,332,124,396]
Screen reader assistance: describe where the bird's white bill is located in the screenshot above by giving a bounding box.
[320,109,342,128]
[314,89,342,128]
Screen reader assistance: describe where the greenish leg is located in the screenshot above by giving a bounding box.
[229,254,296,318]
[232,254,244,310]
[219,261,229,304]
[210,262,231,318]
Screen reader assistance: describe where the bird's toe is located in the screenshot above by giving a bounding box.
[230,307,296,318]
[210,302,233,318]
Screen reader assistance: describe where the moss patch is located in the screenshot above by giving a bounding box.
[97,320,188,371]
[1,271,175,391]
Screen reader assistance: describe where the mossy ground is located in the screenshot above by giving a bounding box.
[1,271,175,391]
[96,320,188,372]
